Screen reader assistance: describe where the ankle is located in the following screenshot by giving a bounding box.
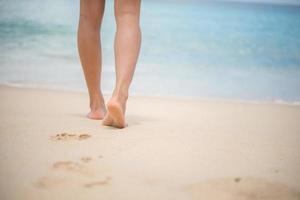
[90,93,105,111]
[112,88,128,103]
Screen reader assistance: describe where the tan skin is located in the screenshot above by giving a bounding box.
[78,0,141,128]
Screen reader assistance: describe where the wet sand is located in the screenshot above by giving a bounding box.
[0,85,300,200]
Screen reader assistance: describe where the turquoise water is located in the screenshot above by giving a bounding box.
[0,0,300,102]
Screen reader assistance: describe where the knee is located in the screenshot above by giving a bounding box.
[115,7,140,26]
[79,12,101,31]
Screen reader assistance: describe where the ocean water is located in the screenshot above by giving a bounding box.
[0,0,300,102]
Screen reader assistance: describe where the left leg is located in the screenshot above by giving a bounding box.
[103,0,141,128]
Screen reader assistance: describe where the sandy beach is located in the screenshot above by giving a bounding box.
[0,85,300,200]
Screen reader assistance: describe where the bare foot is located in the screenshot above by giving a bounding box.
[87,107,106,120]
[102,97,126,128]
[87,95,106,120]
[102,113,114,126]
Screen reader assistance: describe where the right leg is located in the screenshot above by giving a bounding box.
[77,0,106,119]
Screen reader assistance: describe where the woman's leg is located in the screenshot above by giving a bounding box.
[78,0,106,119]
[103,0,141,128]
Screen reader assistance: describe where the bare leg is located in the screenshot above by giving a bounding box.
[103,0,141,128]
[78,0,106,120]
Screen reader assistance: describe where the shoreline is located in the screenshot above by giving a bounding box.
[1,83,300,107]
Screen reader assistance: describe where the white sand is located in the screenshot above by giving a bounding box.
[0,86,300,200]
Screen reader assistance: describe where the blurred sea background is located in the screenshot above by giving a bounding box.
[0,0,300,102]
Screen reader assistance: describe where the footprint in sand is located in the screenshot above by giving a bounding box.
[81,156,92,163]
[84,177,112,188]
[52,161,92,176]
[50,133,91,141]
[185,177,300,200]
[34,176,65,189]
[35,156,111,189]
